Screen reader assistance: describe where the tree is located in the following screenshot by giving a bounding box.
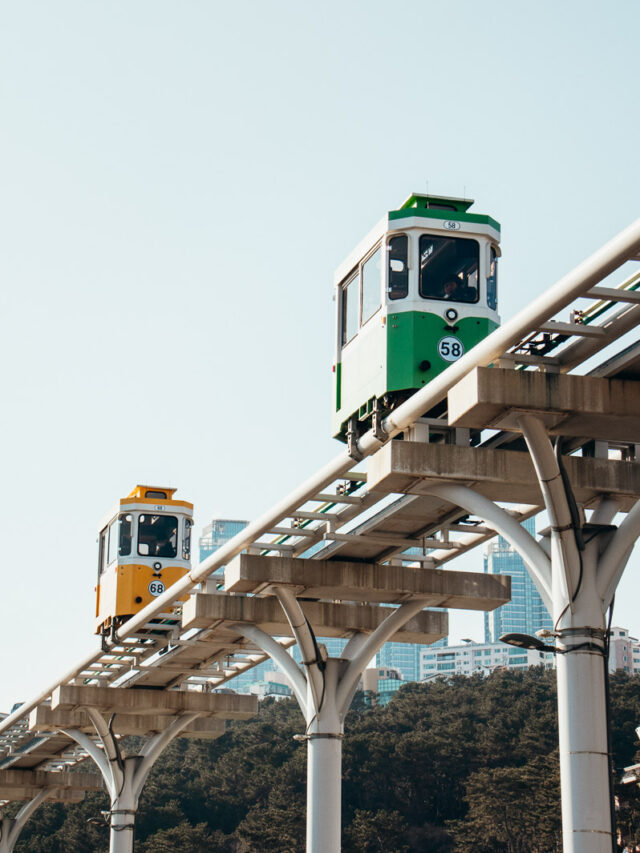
[449,754,562,853]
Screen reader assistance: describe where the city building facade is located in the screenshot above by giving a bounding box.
[484,517,553,643]
[362,667,403,706]
[199,518,248,565]
[421,639,554,679]
[609,627,640,675]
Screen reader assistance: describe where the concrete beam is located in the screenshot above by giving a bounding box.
[182,592,448,644]
[0,787,87,803]
[0,769,103,802]
[448,367,640,442]
[29,706,226,740]
[50,685,257,719]
[225,553,510,612]
[367,441,640,510]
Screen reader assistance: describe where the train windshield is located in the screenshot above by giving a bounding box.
[138,514,178,558]
[419,235,479,303]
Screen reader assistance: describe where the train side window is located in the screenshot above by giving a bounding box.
[183,519,192,561]
[138,514,178,558]
[388,235,408,300]
[418,235,479,303]
[107,518,120,565]
[361,247,381,325]
[98,528,108,577]
[342,272,359,345]
[487,246,498,310]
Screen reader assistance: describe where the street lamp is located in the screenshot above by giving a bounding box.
[499,633,558,654]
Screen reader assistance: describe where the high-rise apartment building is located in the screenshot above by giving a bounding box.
[421,639,554,679]
[376,633,448,683]
[609,627,640,675]
[199,518,248,566]
[484,517,552,643]
[198,517,275,689]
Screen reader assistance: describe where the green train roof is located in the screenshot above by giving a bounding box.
[390,192,500,233]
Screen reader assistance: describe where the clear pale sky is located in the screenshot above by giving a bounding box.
[1,1,639,712]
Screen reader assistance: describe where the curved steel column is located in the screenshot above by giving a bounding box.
[0,789,49,853]
[65,710,199,853]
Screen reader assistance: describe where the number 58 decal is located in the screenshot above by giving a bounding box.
[438,336,465,362]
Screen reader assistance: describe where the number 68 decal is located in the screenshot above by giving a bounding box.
[438,336,465,362]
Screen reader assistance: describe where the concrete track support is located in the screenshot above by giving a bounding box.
[416,418,640,853]
[516,413,640,853]
[236,596,438,853]
[0,790,49,853]
[63,710,198,853]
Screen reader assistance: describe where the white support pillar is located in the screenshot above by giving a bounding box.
[305,658,345,853]
[421,419,640,852]
[0,789,50,853]
[234,597,428,853]
[64,710,198,853]
[517,414,615,853]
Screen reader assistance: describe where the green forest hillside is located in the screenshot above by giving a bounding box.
[10,669,640,852]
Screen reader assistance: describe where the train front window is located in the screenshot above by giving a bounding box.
[138,514,178,558]
[488,246,498,310]
[342,273,359,345]
[388,235,408,300]
[418,235,479,303]
[361,247,381,325]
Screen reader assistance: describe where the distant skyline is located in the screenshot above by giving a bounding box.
[1,1,639,711]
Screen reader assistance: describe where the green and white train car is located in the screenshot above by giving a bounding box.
[332,193,501,441]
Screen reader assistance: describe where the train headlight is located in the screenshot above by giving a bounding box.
[153,562,162,570]
[445,308,458,322]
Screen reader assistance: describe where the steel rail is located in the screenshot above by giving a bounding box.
[0,216,639,739]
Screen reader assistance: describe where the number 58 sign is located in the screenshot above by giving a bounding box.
[437,336,465,362]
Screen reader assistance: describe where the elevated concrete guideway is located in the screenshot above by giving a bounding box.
[449,367,640,443]
[0,769,103,802]
[0,217,639,852]
[368,441,640,508]
[50,685,256,719]
[30,706,226,739]
[225,553,511,610]
[182,592,449,644]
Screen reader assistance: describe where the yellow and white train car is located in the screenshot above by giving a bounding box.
[95,485,193,634]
